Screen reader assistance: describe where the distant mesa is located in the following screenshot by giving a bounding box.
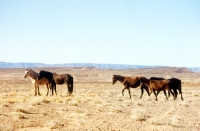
[0,62,199,72]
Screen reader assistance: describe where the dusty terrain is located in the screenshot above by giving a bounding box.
[0,67,200,131]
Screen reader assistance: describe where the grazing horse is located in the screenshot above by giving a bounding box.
[140,77,175,101]
[24,68,51,96]
[150,77,183,100]
[38,70,73,96]
[112,75,150,99]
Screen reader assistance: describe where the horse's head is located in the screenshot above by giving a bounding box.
[37,70,45,80]
[23,68,31,78]
[112,75,117,85]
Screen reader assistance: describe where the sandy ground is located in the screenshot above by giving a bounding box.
[0,67,200,131]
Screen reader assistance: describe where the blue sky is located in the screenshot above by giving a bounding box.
[0,0,200,67]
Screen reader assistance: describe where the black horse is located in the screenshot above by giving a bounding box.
[150,77,183,100]
[38,70,73,96]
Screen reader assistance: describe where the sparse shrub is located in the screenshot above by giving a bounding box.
[29,96,45,106]
[130,108,146,121]
[15,104,32,114]
[180,101,189,107]
[45,120,61,129]
[171,116,184,127]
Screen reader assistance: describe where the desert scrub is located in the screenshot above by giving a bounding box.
[28,96,45,106]
[130,108,147,121]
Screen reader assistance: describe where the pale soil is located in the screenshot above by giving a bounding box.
[0,67,200,131]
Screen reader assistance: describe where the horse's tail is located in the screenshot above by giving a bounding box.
[68,75,73,95]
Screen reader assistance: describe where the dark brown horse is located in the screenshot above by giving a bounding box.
[38,70,73,96]
[140,77,175,101]
[169,77,183,100]
[112,75,150,99]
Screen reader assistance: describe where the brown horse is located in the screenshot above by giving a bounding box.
[112,75,150,99]
[140,77,175,101]
[38,70,73,96]
[150,77,183,100]
[24,68,51,96]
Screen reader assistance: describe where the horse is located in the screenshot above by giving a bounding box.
[23,68,51,96]
[150,77,183,100]
[150,77,170,99]
[112,75,150,99]
[140,77,175,101]
[37,70,73,96]
[169,77,183,100]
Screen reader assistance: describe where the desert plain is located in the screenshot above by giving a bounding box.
[0,67,200,131]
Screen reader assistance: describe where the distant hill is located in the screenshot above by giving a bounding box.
[0,62,166,69]
[0,62,199,72]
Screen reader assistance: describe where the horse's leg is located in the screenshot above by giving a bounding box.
[179,89,183,100]
[122,87,126,97]
[37,84,41,96]
[50,83,54,96]
[140,86,144,99]
[149,88,153,96]
[143,85,150,96]
[66,83,69,97]
[173,89,178,100]
[54,84,57,96]
[46,84,49,96]
[163,90,168,100]
[153,89,157,101]
[168,91,170,97]
[128,88,131,99]
[34,84,37,96]
[169,89,175,100]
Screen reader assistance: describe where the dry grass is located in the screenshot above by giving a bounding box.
[0,67,200,130]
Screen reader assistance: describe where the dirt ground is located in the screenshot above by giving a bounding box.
[0,67,200,131]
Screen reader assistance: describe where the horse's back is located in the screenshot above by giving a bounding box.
[169,78,181,89]
[123,76,141,87]
[53,73,73,84]
[150,79,170,90]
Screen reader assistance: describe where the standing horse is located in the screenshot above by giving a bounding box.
[112,75,150,99]
[38,70,73,96]
[24,68,51,96]
[140,77,175,101]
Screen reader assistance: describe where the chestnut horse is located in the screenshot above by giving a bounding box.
[150,77,183,100]
[112,75,150,99]
[38,70,73,96]
[140,77,175,101]
[24,68,51,96]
